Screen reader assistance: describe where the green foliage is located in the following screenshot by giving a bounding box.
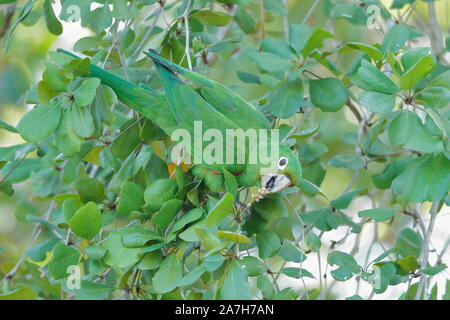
[0,0,449,301]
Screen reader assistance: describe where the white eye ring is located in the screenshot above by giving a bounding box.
[278,157,288,170]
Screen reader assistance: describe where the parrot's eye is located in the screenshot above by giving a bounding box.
[278,157,288,170]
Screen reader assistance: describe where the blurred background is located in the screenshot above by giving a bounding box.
[0,0,449,299]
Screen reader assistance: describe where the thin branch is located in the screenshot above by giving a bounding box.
[346,99,363,123]
[182,0,193,70]
[415,202,439,300]
[206,5,237,66]
[2,201,55,284]
[0,2,17,39]
[0,152,29,184]
[302,0,321,25]
[131,0,164,60]
[426,1,444,62]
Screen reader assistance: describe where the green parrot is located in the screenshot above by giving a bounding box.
[57,49,302,194]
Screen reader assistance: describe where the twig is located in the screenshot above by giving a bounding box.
[0,2,17,39]
[426,1,444,62]
[346,99,363,123]
[415,202,439,300]
[368,150,414,162]
[1,201,55,284]
[131,0,164,60]
[182,0,193,70]
[302,0,321,25]
[206,5,237,66]
[0,152,29,183]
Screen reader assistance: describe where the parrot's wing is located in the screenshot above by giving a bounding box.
[145,50,271,131]
[151,57,252,170]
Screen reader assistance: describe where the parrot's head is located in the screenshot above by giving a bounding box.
[260,144,302,193]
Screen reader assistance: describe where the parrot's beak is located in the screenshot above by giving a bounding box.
[261,174,292,193]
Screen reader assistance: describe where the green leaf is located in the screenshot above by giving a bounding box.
[117,181,144,216]
[310,78,349,112]
[15,200,37,222]
[171,208,204,233]
[48,243,79,280]
[43,0,63,35]
[203,254,225,272]
[342,42,383,61]
[0,286,37,300]
[236,71,260,84]
[74,177,106,203]
[253,197,287,221]
[137,251,163,271]
[235,6,256,34]
[331,189,366,209]
[71,281,113,300]
[69,202,102,240]
[400,56,434,90]
[359,91,396,114]
[17,102,62,143]
[420,87,450,109]
[85,245,107,260]
[219,260,252,300]
[250,52,294,74]
[152,254,183,294]
[217,231,251,244]
[301,208,334,231]
[328,154,365,170]
[256,230,281,259]
[299,178,325,196]
[278,241,306,263]
[205,193,235,227]
[392,153,449,203]
[388,111,422,146]
[289,25,333,55]
[72,78,101,107]
[372,262,397,294]
[43,62,68,92]
[61,197,80,223]
[269,78,303,118]
[240,256,267,277]
[112,0,135,20]
[189,10,232,26]
[144,178,178,212]
[151,199,183,229]
[428,70,450,90]
[396,255,419,272]
[54,110,82,156]
[381,24,410,53]
[328,251,361,281]
[395,228,422,258]
[121,225,163,247]
[111,120,140,159]
[103,231,143,268]
[358,208,396,222]
[280,267,315,279]
[69,104,95,138]
[88,5,113,35]
[263,0,287,15]
[357,60,399,94]
[257,275,274,299]
[176,265,206,287]
[422,265,447,276]
[262,38,296,60]
[222,168,238,196]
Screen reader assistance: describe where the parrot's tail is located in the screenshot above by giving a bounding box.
[57,49,142,94]
[56,49,159,115]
